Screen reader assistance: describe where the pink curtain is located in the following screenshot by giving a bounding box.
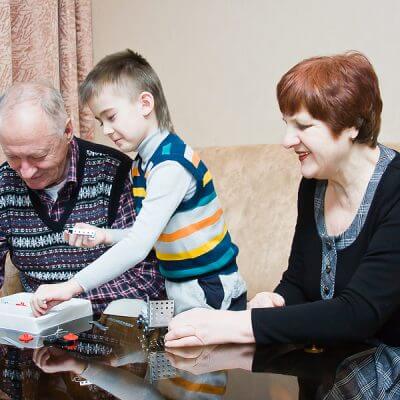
[0,0,94,139]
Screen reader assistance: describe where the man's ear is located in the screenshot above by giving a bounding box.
[138,91,155,117]
[64,119,74,141]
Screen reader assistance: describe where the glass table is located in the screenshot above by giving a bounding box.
[0,313,397,400]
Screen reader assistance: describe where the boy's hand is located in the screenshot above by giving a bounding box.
[30,279,83,317]
[33,347,88,375]
[64,223,111,248]
[247,292,285,309]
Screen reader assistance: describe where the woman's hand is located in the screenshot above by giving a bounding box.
[64,223,111,248]
[166,344,255,374]
[247,292,285,309]
[30,279,83,317]
[165,308,255,347]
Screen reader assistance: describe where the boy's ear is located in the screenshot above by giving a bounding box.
[138,91,155,117]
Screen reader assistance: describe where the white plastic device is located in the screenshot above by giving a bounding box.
[0,292,93,334]
[66,227,96,239]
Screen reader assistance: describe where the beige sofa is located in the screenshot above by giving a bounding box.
[2,143,399,298]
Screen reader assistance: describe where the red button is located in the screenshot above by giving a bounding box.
[19,333,33,342]
[63,333,78,341]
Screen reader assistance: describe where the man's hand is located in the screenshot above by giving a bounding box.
[30,279,83,317]
[64,222,111,248]
[247,292,285,309]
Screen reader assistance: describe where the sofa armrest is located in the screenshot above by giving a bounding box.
[0,255,23,297]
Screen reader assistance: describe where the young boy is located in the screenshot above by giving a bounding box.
[31,49,247,316]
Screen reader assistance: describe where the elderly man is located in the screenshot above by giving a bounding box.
[0,82,165,313]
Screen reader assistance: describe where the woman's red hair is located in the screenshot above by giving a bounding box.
[277,51,382,146]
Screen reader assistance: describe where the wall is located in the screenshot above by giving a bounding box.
[92,0,400,147]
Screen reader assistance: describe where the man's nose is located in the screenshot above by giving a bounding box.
[19,161,37,179]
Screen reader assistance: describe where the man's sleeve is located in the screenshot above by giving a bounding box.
[111,174,136,229]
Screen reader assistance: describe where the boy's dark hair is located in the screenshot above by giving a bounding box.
[80,49,174,132]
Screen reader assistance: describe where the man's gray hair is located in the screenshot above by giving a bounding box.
[0,82,68,136]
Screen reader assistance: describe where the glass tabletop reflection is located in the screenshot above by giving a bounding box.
[0,313,397,400]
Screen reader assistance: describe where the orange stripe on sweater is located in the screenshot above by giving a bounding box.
[158,208,223,242]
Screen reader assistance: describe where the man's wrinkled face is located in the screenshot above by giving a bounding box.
[0,104,71,190]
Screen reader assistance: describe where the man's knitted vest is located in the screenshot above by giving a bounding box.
[0,138,131,294]
[132,133,238,280]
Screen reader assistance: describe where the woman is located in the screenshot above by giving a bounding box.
[165,51,400,347]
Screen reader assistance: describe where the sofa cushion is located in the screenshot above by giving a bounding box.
[198,145,300,296]
[198,143,400,297]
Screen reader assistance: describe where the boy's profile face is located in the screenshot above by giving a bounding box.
[88,85,150,153]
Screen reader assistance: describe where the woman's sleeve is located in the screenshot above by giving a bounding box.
[251,197,400,345]
[274,179,310,305]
